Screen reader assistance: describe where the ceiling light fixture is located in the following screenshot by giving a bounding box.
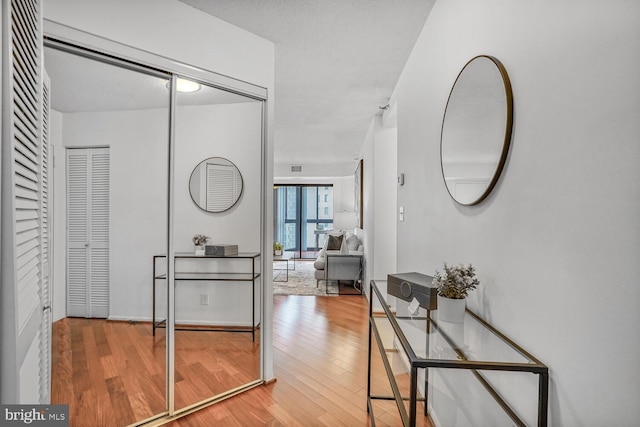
[167,78,202,93]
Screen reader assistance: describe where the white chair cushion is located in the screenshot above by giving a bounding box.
[340,237,349,254]
[345,233,360,251]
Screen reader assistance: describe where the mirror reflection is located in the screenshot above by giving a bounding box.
[46,50,264,424]
[46,45,170,425]
[440,55,513,205]
[174,80,263,411]
[189,157,243,212]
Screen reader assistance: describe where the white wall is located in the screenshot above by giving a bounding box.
[274,162,356,178]
[360,116,398,298]
[53,103,261,325]
[173,103,263,325]
[372,117,397,280]
[43,0,273,90]
[394,0,640,425]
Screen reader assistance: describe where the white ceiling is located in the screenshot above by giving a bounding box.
[180,0,434,166]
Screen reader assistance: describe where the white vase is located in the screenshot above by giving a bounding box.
[437,295,466,323]
[274,249,282,256]
[194,244,205,256]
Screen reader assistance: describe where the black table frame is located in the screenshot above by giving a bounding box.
[152,253,261,341]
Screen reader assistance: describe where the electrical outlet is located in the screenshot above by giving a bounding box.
[200,293,209,305]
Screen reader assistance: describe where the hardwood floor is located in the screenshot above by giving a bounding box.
[52,317,168,426]
[169,295,372,426]
[169,296,432,426]
[52,295,432,426]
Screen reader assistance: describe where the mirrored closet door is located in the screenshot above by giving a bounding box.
[172,80,264,411]
[44,32,266,425]
[46,44,172,426]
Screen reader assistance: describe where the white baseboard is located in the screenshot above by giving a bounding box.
[107,315,254,327]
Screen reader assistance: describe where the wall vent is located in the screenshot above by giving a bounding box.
[291,165,303,173]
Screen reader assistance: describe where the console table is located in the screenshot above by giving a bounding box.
[273,251,295,282]
[152,252,261,341]
[367,279,548,426]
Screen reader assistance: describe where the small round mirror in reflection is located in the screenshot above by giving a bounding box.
[189,157,243,212]
[440,55,513,205]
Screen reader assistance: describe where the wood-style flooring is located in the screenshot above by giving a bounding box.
[52,295,432,426]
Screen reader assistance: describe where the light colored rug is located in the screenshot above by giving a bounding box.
[272,260,338,296]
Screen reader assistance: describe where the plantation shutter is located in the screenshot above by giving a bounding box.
[66,148,109,318]
[0,0,47,403]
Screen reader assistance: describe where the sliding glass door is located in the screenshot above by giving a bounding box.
[274,185,333,259]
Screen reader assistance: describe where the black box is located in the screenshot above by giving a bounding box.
[205,244,238,257]
[387,272,437,310]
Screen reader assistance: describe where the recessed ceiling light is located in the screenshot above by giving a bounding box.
[168,78,201,93]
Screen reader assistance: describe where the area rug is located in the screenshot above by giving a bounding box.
[273,260,338,296]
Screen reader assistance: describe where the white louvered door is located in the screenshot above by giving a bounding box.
[66,148,110,318]
[39,68,52,403]
[1,0,49,404]
[206,163,241,211]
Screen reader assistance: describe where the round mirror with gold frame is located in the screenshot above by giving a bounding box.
[440,55,513,205]
[189,157,243,212]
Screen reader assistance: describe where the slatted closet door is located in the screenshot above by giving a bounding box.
[206,163,241,211]
[39,69,51,403]
[66,148,110,318]
[1,0,48,403]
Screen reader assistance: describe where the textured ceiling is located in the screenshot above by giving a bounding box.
[180,0,434,166]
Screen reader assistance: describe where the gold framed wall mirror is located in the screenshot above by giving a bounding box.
[440,55,514,206]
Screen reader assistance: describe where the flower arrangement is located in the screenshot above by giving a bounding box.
[273,242,283,251]
[192,234,210,246]
[432,263,479,299]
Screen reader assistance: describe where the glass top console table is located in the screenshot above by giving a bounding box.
[152,252,261,341]
[367,279,549,427]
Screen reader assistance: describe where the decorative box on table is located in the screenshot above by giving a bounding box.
[205,244,239,257]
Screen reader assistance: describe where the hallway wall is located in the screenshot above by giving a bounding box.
[393,0,640,425]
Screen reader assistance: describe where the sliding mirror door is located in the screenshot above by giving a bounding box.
[46,45,171,425]
[173,80,264,410]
